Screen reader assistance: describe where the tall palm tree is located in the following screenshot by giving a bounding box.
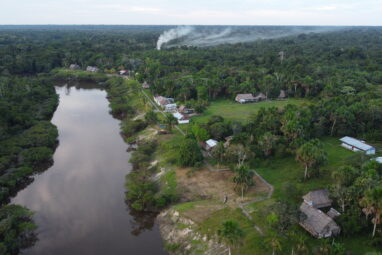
[265,234,282,255]
[360,186,382,237]
[217,220,244,255]
[233,165,255,199]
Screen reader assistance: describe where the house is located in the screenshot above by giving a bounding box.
[119,70,129,75]
[154,96,170,107]
[303,189,332,209]
[235,94,256,104]
[224,136,233,148]
[254,93,267,101]
[164,104,177,113]
[172,112,189,124]
[327,208,341,219]
[142,81,150,89]
[205,139,218,151]
[278,90,287,100]
[340,136,376,155]
[299,202,341,238]
[373,157,382,163]
[69,64,80,70]
[86,66,98,72]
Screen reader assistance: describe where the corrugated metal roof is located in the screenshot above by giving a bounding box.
[339,136,374,151]
[206,139,218,147]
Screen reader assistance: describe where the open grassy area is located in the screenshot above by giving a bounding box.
[192,98,311,122]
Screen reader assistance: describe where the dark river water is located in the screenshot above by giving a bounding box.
[11,82,166,255]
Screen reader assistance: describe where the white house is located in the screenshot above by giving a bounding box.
[340,136,376,155]
[373,157,382,163]
[172,112,189,124]
[164,103,177,113]
[206,139,218,151]
[86,66,98,72]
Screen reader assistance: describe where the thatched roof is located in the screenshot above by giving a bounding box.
[235,94,255,101]
[303,189,332,209]
[254,93,267,100]
[327,208,341,219]
[299,203,340,238]
[278,90,286,98]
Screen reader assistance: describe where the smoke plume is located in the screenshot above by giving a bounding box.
[156,26,341,50]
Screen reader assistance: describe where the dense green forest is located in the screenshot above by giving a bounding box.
[0,75,58,254]
[1,25,382,254]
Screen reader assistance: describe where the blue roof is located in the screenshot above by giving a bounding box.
[340,136,375,151]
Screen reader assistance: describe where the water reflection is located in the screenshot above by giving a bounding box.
[12,82,165,255]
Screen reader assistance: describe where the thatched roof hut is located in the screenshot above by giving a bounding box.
[299,203,341,238]
[235,94,256,103]
[278,90,287,100]
[303,189,332,209]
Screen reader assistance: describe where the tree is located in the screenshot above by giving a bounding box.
[165,113,177,132]
[295,139,327,180]
[217,220,244,255]
[144,110,158,124]
[233,165,255,198]
[265,234,282,255]
[177,137,203,167]
[360,186,382,238]
[258,132,278,157]
[212,142,225,164]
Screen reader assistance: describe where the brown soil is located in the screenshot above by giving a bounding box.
[175,167,271,208]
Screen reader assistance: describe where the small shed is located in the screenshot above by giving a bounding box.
[142,81,150,89]
[299,203,341,239]
[254,93,267,101]
[69,64,80,70]
[206,139,218,151]
[340,136,376,155]
[327,208,341,219]
[373,157,382,163]
[303,189,332,209]
[278,90,287,100]
[119,70,129,75]
[235,94,256,104]
[86,66,98,72]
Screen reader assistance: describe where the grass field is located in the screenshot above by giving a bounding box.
[192,98,311,122]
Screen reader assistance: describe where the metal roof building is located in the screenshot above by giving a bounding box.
[340,136,376,155]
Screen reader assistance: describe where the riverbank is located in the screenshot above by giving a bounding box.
[102,74,278,254]
[0,76,59,254]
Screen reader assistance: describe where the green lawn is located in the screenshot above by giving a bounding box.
[192,98,311,123]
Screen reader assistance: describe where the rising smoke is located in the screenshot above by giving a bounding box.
[156,26,341,50]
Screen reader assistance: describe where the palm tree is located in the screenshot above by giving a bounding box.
[265,234,282,255]
[165,113,177,132]
[295,139,327,180]
[360,186,382,237]
[233,165,255,199]
[217,220,244,255]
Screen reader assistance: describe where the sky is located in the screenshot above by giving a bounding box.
[0,0,381,26]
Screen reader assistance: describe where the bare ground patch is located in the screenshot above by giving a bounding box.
[175,167,271,207]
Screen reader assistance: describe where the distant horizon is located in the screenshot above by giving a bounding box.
[0,24,381,27]
[1,1,381,26]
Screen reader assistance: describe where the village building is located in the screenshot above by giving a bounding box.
[340,136,376,155]
[278,90,287,100]
[178,105,194,114]
[142,81,150,89]
[303,189,332,209]
[154,96,170,107]
[254,92,267,101]
[86,66,98,72]
[164,103,177,113]
[69,64,80,70]
[172,112,189,124]
[205,139,218,151]
[299,202,341,239]
[373,157,382,163]
[235,94,257,104]
[119,70,129,75]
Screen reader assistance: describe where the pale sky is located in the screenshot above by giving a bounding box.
[1,0,381,25]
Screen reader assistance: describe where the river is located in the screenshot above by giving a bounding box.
[11,82,166,255]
